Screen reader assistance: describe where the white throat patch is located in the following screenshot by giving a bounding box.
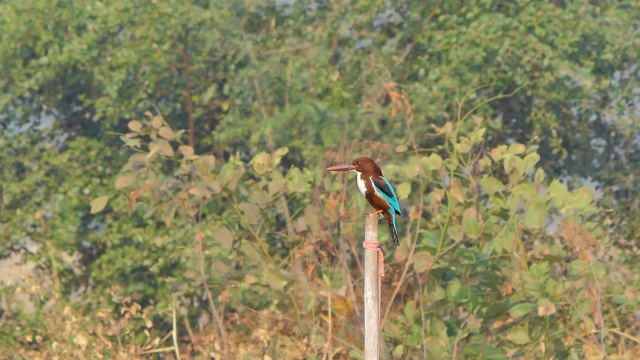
[356,172,367,197]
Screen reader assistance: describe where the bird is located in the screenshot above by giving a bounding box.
[327,157,401,246]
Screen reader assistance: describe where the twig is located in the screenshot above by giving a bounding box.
[172,296,181,360]
[414,271,428,358]
[563,294,609,358]
[191,212,229,359]
[325,277,332,360]
[140,346,179,355]
[196,237,230,359]
[183,316,195,345]
[609,328,640,344]
[588,256,610,360]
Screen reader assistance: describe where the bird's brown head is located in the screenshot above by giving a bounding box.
[327,157,383,176]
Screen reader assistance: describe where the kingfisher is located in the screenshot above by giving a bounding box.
[327,157,401,246]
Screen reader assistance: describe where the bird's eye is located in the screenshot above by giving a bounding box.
[356,161,360,165]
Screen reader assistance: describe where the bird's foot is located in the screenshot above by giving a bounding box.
[365,210,383,217]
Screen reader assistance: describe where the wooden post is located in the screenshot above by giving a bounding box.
[364,213,379,359]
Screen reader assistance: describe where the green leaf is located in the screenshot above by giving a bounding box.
[179,145,198,160]
[386,321,402,340]
[163,201,179,226]
[188,186,212,199]
[158,126,175,140]
[510,303,535,317]
[286,167,310,193]
[268,177,285,197]
[201,84,218,103]
[392,345,404,357]
[90,195,111,214]
[490,145,507,162]
[537,298,556,316]
[263,269,286,291]
[430,318,449,343]
[507,328,530,345]
[464,344,507,359]
[239,202,261,224]
[413,251,433,274]
[449,178,465,203]
[591,260,606,277]
[511,182,537,200]
[115,175,136,190]
[523,152,540,172]
[570,259,587,276]
[424,153,443,171]
[404,300,417,322]
[534,168,545,184]
[128,120,142,132]
[120,134,141,149]
[447,225,464,242]
[407,325,422,347]
[149,115,163,129]
[211,226,233,249]
[493,224,517,253]
[462,207,482,239]
[524,201,547,230]
[508,143,526,154]
[251,152,271,175]
[205,179,222,195]
[219,163,245,190]
[396,181,412,200]
[446,278,462,300]
[195,155,216,173]
[504,155,524,183]
[428,283,446,302]
[529,262,549,278]
[148,139,174,157]
[455,138,471,154]
[272,147,288,168]
[480,175,504,195]
[566,187,593,210]
[469,127,486,144]
[547,180,570,208]
[420,229,441,249]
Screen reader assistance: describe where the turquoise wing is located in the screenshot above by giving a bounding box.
[371,177,401,215]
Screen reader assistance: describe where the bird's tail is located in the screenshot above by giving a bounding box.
[382,211,400,247]
[388,220,400,247]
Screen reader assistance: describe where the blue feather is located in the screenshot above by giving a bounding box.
[371,176,401,245]
[371,176,401,215]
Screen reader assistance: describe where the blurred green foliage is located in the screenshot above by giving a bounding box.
[1,0,639,358]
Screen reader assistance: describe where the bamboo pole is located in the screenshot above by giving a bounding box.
[363,212,379,359]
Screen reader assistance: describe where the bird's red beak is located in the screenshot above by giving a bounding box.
[326,163,355,172]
